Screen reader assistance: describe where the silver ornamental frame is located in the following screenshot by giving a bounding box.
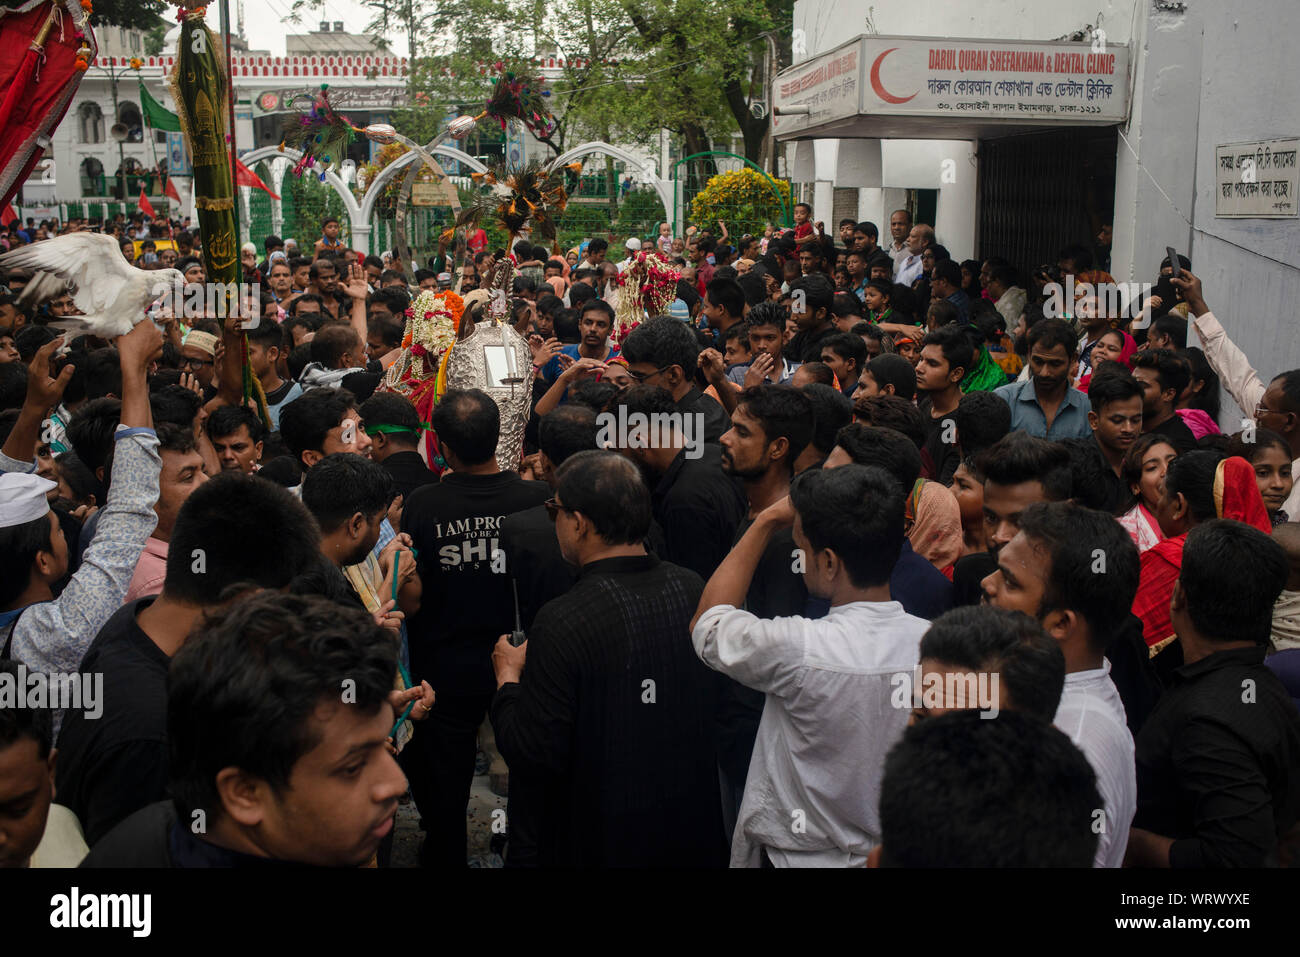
[444,318,533,472]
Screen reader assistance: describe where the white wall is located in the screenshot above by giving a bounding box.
[1110,2,1199,289]
[792,0,1136,64]
[49,75,171,196]
[1183,1,1300,423]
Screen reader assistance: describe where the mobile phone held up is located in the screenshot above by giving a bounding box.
[1166,247,1181,279]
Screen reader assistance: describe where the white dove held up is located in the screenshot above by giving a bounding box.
[0,232,187,338]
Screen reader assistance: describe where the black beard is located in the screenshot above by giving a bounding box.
[721,454,767,482]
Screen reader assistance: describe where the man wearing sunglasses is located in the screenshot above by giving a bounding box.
[621,316,730,444]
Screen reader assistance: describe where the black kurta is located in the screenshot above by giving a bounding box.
[491,554,726,867]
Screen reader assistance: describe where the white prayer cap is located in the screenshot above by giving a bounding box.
[0,472,56,528]
[625,238,641,251]
[185,330,218,356]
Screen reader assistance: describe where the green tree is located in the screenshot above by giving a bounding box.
[90,0,168,32]
[143,21,168,56]
[358,0,793,166]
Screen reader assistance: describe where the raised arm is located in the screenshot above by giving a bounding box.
[698,348,740,415]
[0,337,75,473]
[1174,272,1266,421]
[11,321,162,686]
[342,263,371,356]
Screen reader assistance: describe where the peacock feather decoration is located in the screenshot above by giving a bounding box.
[439,157,583,253]
[482,62,557,139]
[278,85,359,181]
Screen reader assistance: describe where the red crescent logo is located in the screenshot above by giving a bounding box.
[870,48,917,104]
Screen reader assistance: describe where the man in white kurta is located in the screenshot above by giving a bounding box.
[689,465,927,867]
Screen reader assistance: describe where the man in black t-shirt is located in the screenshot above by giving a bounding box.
[55,475,321,846]
[611,386,747,583]
[620,316,731,444]
[715,385,815,833]
[1061,372,1145,515]
[401,389,549,868]
[914,324,969,485]
[358,391,438,504]
[500,405,600,632]
[782,273,838,364]
[1132,349,1197,453]
[82,592,415,868]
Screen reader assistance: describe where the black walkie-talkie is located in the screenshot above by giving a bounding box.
[509,579,527,647]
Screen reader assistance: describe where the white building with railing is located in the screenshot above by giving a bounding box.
[24,24,667,233]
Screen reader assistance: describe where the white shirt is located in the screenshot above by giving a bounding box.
[895,251,924,287]
[994,286,1026,328]
[692,600,928,867]
[30,804,88,868]
[1052,661,1136,868]
[887,239,908,266]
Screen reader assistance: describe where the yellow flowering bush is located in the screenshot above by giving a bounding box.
[689,168,793,238]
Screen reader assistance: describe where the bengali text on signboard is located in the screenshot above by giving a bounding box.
[773,35,1131,133]
[1215,139,1298,218]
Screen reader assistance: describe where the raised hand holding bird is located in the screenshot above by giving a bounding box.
[0,232,186,338]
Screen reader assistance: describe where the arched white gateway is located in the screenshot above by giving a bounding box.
[549,141,673,222]
[357,144,489,224]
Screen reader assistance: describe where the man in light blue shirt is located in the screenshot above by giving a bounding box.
[993,318,1093,441]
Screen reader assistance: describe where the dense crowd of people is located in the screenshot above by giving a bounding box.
[0,202,1297,870]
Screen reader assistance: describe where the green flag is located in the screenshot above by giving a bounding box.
[139,79,181,133]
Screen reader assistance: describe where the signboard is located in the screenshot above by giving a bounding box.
[253,87,408,114]
[411,180,458,206]
[771,43,862,135]
[166,131,192,176]
[1215,139,1298,218]
[773,35,1131,135]
[506,119,527,167]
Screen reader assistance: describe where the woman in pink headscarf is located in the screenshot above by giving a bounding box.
[1077,327,1136,392]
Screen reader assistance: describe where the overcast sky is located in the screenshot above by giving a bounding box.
[237,0,409,58]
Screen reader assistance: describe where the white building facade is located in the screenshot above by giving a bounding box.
[24,25,669,246]
[777,0,1300,424]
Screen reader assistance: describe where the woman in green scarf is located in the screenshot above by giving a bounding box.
[960,330,1010,392]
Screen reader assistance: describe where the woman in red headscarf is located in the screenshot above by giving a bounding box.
[1132,453,1270,675]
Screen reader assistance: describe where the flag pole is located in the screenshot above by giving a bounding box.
[221,0,239,252]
